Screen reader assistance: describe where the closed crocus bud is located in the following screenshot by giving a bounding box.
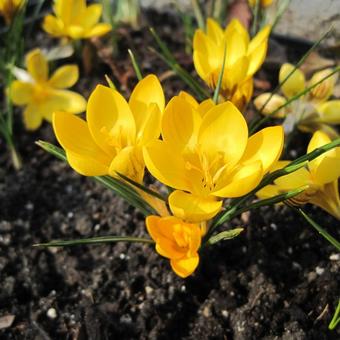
[308,68,338,102]
[0,0,25,25]
[279,63,306,99]
[254,93,287,118]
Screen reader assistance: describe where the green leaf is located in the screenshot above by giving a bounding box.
[207,228,244,246]
[149,28,209,100]
[34,235,154,247]
[116,172,166,201]
[128,49,143,81]
[213,43,226,104]
[297,208,340,251]
[105,74,116,90]
[329,299,340,330]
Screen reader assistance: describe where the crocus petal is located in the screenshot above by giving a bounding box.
[317,100,340,124]
[178,91,199,109]
[10,81,34,105]
[197,98,215,117]
[85,23,112,38]
[170,255,199,278]
[307,130,340,183]
[87,84,135,156]
[143,140,189,191]
[109,146,144,183]
[42,14,64,37]
[23,105,42,131]
[162,96,202,150]
[254,93,287,118]
[256,184,281,200]
[48,65,79,89]
[41,89,86,122]
[169,190,223,223]
[309,68,337,102]
[136,103,162,145]
[279,63,305,99]
[80,4,102,29]
[54,0,73,24]
[26,49,48,82]
[214,161,263,197]
[129,74,165,137]
[223,56,249,91]
[198,101,248,166]
[274,166,310,190]
[241,126,284,174]
[53,111,111,176]
[206,18,224,44]
[310,181,340,220]
[247,25,270,77]
[67,25,85,39]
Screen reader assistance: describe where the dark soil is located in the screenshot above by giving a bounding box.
[1,9,340,340]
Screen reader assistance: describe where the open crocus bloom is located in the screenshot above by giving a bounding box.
[43,0,111,40]
[10,48,86,130]
[193,18,270,110]
[0,0,24,25]
[257,130,340,219]
[144,95,284,223]
[146,216,201,278]
[53,75,165,182]
[254,63,340,137]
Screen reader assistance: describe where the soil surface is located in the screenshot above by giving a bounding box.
[1,9,340,340]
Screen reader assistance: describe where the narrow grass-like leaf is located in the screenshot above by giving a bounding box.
[207,228,244,246]
[297,208,340,251]
[149,28,209,100]
[329,300,340,330]
[256,26,333,117]
[105,74,116,90]
[116,172,166,201]
[36,141,156,216]
[128,49,143,81]
[191,0,205,30]
[213,43,226,104]
[34,235,154,247]
[271,0,291,31]
[251,0,260,36]
[250,66,340,133]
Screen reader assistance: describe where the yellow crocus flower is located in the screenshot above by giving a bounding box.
[143,94,284,223]
[10,48,86,130]
[53,75,165,182]
[43,0,112,40]
[257,130,340,219]
[0,0,24,25]
[254,63,340,136]
[248,0,273,8]
[146,215,201,278]
[193,18,270,110]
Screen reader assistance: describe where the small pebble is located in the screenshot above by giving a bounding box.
[270,223,277,231]
[180,285,186,292]
[119,253,126,260]
[329,253,340,261]
[221,310,229,318]
[315,266,325,275]
[46,308,57,319]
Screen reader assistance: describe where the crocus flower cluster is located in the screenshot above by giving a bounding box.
[257,130,340,220]
[193,18,270,110]
[254,63,340,137]
[52,74,284,277]
[43,0,111,40]
[10,49,86,130]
